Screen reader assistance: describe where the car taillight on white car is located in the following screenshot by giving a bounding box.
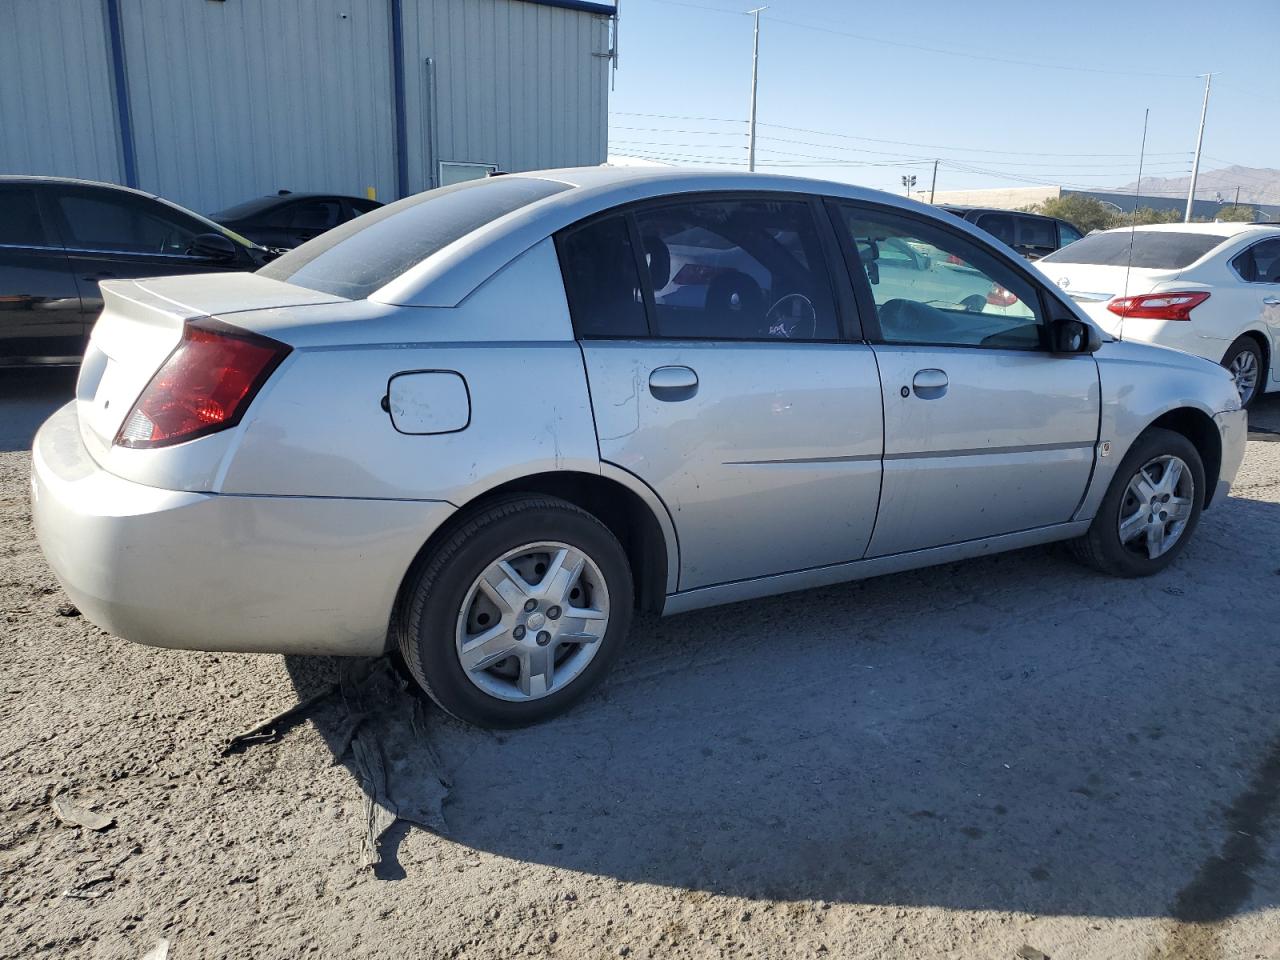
[114,318,291,449]
[1106,291,1210,321]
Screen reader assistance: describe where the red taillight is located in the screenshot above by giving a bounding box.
[986,283,1019,307]
[1106,291,1210,321]
[946,253,966,266]
[114,318,291,448]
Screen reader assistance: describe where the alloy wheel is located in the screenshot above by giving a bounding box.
[1229,349,1259,406]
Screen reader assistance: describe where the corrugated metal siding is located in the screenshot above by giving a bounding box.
[0,0,607,211]
[0,0,122,183]
[119,0,397,214]
[402,0,609,193]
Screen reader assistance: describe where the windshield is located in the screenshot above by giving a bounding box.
[158,197,262,250]
[1040,230,1227,270]
[258,176,570,299]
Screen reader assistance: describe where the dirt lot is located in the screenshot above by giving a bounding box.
[3,369,1280,960]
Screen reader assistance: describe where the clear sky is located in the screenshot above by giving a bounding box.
[606,0,1279,199]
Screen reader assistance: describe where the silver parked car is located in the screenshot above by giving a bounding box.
[32,168,1247,727]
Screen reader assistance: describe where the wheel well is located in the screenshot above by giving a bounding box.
[393,472,670,623]
[1148,408,1222,508]
[1237,330,1271,379]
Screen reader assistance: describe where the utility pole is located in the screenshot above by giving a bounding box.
[929,159,939,204]
[1185,73,1213,223]
[1235,185,1241,206]
[747,7,765,172]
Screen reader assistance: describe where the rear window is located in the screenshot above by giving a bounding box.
[1040,230,1227,269]
[259,177,570,299]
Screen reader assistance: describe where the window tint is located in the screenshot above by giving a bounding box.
[1058,222,1083,246]
[260,176,569,299]
[975,213,1015,246]
[291,200,341,231]
[632,198,838,341]
[348,198,381,216]
[1040,230,1227,269]
[839,205,1043,350]
[558,216,648,338]
[1232,238,1280,283]
[56,191,200,254]
[212,196,280,221]
[0,186,51,246]
[1017,216,1057,252]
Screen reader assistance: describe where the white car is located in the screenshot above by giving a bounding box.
[1039,222,1280,407]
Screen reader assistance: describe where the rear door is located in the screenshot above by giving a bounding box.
[47,185,238,325]
[0,183,83,363]
[831,200,1099,557]
[559,195,884,591]
[1228,237,1280,387]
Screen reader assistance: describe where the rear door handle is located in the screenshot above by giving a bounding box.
[1263,297,1280,306]
[911,368,948,399]
[649,365,698,401]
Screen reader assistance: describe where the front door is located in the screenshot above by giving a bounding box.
[832,201,1100,557]
[557,196,884,590]
[0,183,83,363]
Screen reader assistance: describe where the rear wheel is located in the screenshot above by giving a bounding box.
[1222,337,1264,409]
[1069,428,1204,578]
[398,495,633,728]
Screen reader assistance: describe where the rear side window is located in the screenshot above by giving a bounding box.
[1016,216,1056,253]
[633,198,838,341]
[1232,238,1280,283]
[260,177,570,299]
[558,216,648,338]
[1040,230,1227,269]
[975,213,1015,246]
[0,186,51,246]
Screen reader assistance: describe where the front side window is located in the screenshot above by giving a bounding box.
[291,200,342,231]
[1017,216,1057,254]
[632,198,838,341]
[1232,238,1280,283]
[838,205,1043,350]
[1058,222,1083,247]
[558,216,648,338]
[56,191,200,255]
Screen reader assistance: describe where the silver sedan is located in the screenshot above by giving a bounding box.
[31,168,1247,727]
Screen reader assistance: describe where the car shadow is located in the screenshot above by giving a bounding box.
[285,482,1280,919]
[0,367,78,452]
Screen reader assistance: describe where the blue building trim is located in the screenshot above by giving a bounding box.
[103,0,138,188]
[390,0,409,199]
[520,0,616,15]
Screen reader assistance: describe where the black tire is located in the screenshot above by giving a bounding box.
[397,495,634,728]
[1221,337,1265,410]
[1068,427,1205,578]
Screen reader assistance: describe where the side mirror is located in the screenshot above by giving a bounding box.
[1050,316,1102,354]
[190,232,238,262]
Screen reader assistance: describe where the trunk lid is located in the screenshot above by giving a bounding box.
[76,273,344,455]
[1040,263,1178,335]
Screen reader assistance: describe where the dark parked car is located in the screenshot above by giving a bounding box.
[0,176,273,366]
[211,192,382,249]
[939,205,1083,260]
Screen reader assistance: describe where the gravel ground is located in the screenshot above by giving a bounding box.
[2,370,1280,960]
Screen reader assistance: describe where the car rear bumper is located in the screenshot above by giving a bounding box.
[31,402,455,656]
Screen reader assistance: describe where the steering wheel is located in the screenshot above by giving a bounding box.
[764,293,817,339]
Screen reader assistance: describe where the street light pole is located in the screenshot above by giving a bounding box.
[1184,73,1213,223]
[901,174,917,197]
[747,7,766,173]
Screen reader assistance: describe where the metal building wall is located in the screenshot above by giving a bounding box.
[401,0,611,194]
[119,0,398,215]
[0,0,123,184]
[0,0,609,214]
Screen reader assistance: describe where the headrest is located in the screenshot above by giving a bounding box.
[642,234,671,290]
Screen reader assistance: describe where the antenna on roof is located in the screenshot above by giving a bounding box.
[1120,108,1149,342]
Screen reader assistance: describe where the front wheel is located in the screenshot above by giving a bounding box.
[1222,337,1264,409]
[1069,428,1205,578]
[397,495,634,728]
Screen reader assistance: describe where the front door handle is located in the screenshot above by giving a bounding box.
[1263,297,1280,306]
[912,368,948,400]
[649,365,698,402]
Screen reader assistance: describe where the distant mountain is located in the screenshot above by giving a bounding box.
[1114,165,1280,206]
